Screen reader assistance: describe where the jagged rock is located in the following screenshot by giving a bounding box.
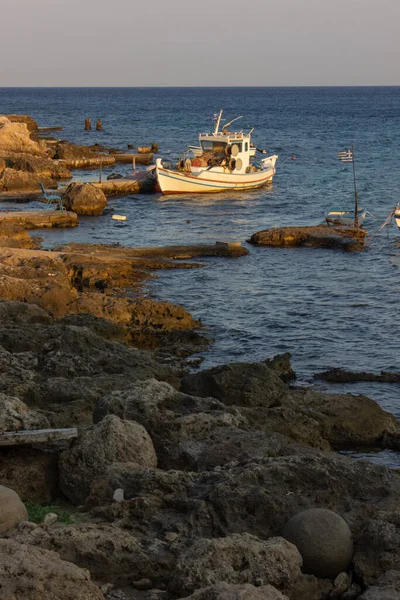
[264,353,296,382]
[6,155,72,180]
[359,570,400,599]
[179,582,289,599]
[0,167,54,191]
[0,538,103,599]
[59,415,157,504]
[0,116,44,157]
[353,514,400,585]
[0,300,50,324]
[180,362,284,408]
[61,182,107,215]
[0,485,28,533]
[0,448,58,504]
[169,534,302,596]
[282,508,353,579]
[53,141,99,160]
[0,393,49,431]
[6,523,175,587]
[4,114,38,132]
[249,225,366,251]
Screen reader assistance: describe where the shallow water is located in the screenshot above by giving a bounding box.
[1,87,400,463]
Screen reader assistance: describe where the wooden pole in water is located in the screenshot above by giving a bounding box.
[352,145,359,228]
[99,158,103,183]
[85,118,91,131]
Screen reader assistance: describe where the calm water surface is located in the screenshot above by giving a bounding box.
[1,87,399,463]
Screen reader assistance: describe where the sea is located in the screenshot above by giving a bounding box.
[1,87,399,466]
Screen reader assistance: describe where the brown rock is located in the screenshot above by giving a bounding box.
[6,155,72,180]
[180,583,289,599]
[61,182,107,215]
[0,485,28,533]
[4,114,38,132]
[0,538,104,600]
[0,168,54,191]
[180,362,285,408]
[0,223,41,249]
[0,116,44,156]
[249,225,367,251]
[59,415,157,504]
[0,448,59,504]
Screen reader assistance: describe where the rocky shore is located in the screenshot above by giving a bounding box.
[0,221,399,600]
[1,115,400,600]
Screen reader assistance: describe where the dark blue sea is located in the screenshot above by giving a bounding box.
[1,87,400,465]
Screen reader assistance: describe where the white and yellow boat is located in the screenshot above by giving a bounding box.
[155,110,278,195]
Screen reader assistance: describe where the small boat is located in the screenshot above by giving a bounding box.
[112,214,127,221]
[325,208,368,226]
[325,145,370,228]
[155,110,278,195]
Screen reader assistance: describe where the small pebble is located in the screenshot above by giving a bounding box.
[165,531,178,542]
[18,520,37,531]
[133,578,152,590]
[113,488,125,503]
[43,512,58,526]
[100,583,114,594]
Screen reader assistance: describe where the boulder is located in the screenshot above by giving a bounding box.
[353,515,400,585]
[0,157,5,174]
[4,114,38,132]
[248,225,366,251]
[0,300,50,324]
[282,508,353,579]
[0,485,28,533]
[0,448,58,504]
[0,167,54,191]
[6,155,72,180]
[61,182,107,215]
[264,353,296,382]
[180,582,289,599]
[180,362,285,407]
[0,393,49,432]
[59,415,157,504]
[0,223,42,249]
[0,116,44,157]
[7,522,175,587]
[0,538,103,600]
[359,570,400,599]
[169,534,302,596]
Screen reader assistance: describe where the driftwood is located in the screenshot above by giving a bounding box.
[0,428,78,446]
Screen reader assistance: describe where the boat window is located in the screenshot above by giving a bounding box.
[201,141,227,153]
[232,143,243,152]
[244,142,248,152]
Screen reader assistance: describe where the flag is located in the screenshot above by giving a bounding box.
[338,149,354,163]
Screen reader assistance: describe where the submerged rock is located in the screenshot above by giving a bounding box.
[282,508,353,579]
[249,225,367,251]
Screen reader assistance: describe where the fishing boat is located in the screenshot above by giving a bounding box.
[155,110,278,194]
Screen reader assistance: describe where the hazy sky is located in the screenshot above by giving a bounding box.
[0,0,398,86]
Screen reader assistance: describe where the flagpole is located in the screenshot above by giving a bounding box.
[352,144,359,228]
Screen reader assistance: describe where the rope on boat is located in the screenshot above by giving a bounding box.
[365,207,396,247]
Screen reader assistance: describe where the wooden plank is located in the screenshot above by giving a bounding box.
[0,428,78,446]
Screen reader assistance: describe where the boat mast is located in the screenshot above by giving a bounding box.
[214,110,223,134]
[352,145,359,228]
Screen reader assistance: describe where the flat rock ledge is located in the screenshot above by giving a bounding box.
[249,225,367,251]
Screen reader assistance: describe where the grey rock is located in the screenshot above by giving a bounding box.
[169,533,302,596]
[0,485,28,533]
[282,508,353,579]
[179,582,289,599]
[59,415,157,504]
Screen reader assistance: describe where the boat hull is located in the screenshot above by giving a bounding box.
[155,159,277,195]
[325,208,368,227]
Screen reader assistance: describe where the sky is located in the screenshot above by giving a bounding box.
[0,0,399,86]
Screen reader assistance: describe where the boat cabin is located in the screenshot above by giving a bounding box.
[185,110,258,175]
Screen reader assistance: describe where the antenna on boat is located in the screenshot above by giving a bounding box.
[223,116,243,131]
[213,110,223,134]
[338,145,358,228]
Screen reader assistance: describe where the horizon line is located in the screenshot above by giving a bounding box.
[0,85,400,89]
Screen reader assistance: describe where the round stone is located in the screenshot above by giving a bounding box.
[282,508,353,579]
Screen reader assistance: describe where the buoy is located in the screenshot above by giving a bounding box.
[112,215,127,221]
[291,155,297,161]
